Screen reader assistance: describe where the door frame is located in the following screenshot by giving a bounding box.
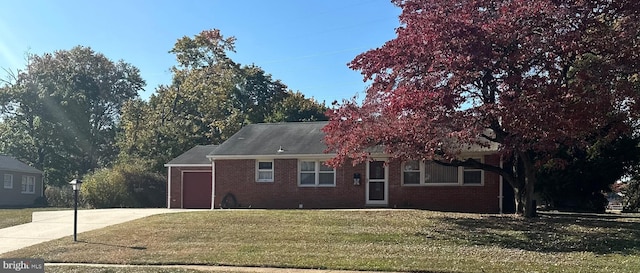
[366,160,388,206]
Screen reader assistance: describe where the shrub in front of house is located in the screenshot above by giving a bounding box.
[82,168,134,208]
[45,185,82,208]
[81,165,166,208]
[124,168,166,208]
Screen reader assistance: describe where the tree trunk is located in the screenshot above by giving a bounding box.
[519,151,538,218]
[514,187,525,214]
[523,173,537,217]
[500,155,525,215]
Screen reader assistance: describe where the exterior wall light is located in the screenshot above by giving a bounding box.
[353,173,361,185]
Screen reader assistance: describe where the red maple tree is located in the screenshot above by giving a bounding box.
[323,0,640,217]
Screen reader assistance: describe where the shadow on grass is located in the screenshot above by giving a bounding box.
[77,240,147,250]
[431,213,640,254]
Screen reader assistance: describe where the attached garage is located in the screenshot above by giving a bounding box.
[165,145,218,209]
[182,171,212,209]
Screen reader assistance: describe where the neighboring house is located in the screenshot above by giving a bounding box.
[166,122,513,213]
[606,192,624,211]
[0,155,44,207]
[606,181,625,210]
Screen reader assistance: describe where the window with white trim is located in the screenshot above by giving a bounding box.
[299,160,335,186]
[402,161,421,185]
[463,165,483,185]
[402,158,484,186]
[256,160,274,182]
[424,161,459,184]
[21,176,36,194]
[4,174,13,189]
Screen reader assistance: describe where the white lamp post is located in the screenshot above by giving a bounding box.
[69,179,82,242]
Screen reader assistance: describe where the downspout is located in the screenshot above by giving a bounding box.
[167,167,172,209]
[41,173,45,198]
[499,156,503,214]
[211,160,216,210]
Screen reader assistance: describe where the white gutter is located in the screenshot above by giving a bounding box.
[206,152,397,161]
[167,167,172,209]
[206,153,336,160]
[163,164,212,167]
[499,156,503,214]
[211,160,216,210]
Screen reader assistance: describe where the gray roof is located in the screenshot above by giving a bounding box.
[208,121,499,159]
[0,155,43,174]
[165,145,218,166]
[210,122,328,158]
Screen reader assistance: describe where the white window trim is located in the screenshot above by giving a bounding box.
[401,159,484,186]
[4,174,13,189]
[401,161,422,185]
[298,160,336,187]
[21,175,36,194]
[256,160,274,182]
[462,164,484,185]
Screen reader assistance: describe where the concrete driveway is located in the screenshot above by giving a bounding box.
[0,208,193,254]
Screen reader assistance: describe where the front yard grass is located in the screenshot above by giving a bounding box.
[40,265,213,273]
[0,208,62,229]
[3,210,640,272]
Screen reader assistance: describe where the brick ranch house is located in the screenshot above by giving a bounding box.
[166,122,516,213]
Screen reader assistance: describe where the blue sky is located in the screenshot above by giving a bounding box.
[0,0,401,104]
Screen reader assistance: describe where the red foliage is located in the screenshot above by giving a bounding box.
[324,0,640,168]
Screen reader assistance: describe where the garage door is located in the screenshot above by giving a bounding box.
[182,172,212,209]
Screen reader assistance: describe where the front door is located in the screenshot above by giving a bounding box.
[366,160,388,206]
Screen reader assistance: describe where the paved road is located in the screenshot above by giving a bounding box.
[0,208,192,254]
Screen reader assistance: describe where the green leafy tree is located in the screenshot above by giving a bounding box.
[623,178,640,212]
[118,29,322,171]
[537,134,640,212]
[266,91,327,122]
[0,46,144,186]
[118,30,243,171]
[235,65,289,124]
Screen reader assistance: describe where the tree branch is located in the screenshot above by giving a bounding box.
[434,157,510,180]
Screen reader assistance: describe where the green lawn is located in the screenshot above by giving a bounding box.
[3,210,640,272]
[0,208,62,229]
[43,265,213,273]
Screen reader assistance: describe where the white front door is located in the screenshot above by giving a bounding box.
[366,160,388,206]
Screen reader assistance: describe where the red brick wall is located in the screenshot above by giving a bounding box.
[213,159,366,209]
[211,154,501,213]
[387,154,501,213]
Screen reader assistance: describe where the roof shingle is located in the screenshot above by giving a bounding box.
[209,122,328,158]
[0,155,43,174]
[165,145,218,165]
